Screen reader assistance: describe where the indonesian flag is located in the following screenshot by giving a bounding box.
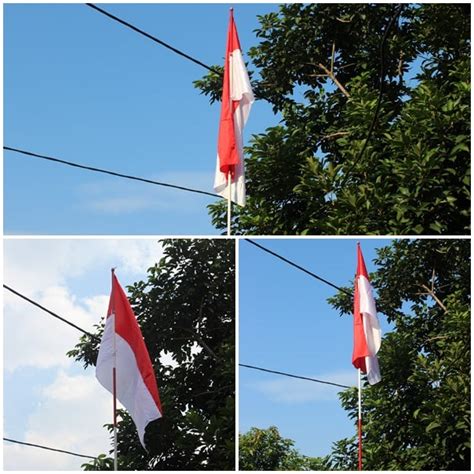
[352,244,382,385]
[214,9,254,206]
[96,271,162,449]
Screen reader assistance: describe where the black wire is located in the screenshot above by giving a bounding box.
[86,4,221,76]
[3,284,100,342]
[339,4,404,188]
[4,146,220,199]
[239,364,352,389]
[245,239,352,296]
[3,437,96,460]
[4,285,352,389]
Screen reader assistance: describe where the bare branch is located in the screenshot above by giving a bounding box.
[317,63,350,98]
[430,268,436,292]
[330,42,336,73]
[191,384,234,399]
[321,131,350,141]
[306,60,349,97]
[419,283,447,312]
[336,15,354,23]
[339,62,356,70]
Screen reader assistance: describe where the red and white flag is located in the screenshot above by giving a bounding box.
[96,272,163,448]
[214,9,254,206]
[352,244,382,385]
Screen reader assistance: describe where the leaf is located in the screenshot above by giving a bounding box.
[426,421,441,432]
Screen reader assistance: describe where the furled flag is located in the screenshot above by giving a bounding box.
[352,244,382,385]
[96,271,162,448]
[214,8,254,206]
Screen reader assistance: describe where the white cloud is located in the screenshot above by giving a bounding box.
[4,370,112,470]
[252,370,355,403]
[4,239,163,371]
[43,370,99,402]
[80,171,215,215]
[4,285,107,372]
[89,195,160,214]
[4,239,163,295]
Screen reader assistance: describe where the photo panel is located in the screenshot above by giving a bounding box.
[4,3,470,237]
[4,237,236,470]
[238,237,470,471]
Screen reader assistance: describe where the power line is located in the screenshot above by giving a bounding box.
[86,3,221,75]
[4,285,352,390]
[3,437,96,460]
[4,146,220,199]
[3,284,100,342]
[339,4,404,188]
[245,239,352,296]
[239,364,352,389]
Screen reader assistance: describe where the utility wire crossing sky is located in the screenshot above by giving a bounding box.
[4,278,352,390]
[3,438,96,461]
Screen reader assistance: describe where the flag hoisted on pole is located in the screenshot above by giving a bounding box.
[352,243,382,384]
[214,8,254,234]
[352,243,382,470]
[96,269,163,467]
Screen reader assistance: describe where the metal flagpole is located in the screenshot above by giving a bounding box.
[358,368,362,471]
[112,268,118,471]
[227,172,232,236]
[227,6,233,238]
[113,367,118,470]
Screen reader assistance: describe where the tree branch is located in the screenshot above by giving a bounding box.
[306,44,350,98]
[336,15,354,23]
[191,384,234,399]
[419,283,447,312]
[317,63,350,98]
[330,42,336,74]
[321,131,350,141]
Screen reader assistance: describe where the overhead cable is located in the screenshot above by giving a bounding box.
[4,284,351,389]
[245,239,352,296]
[4,146,220,199]
[3,437,96,460]
[3,284,99,341]
[86,3,221,75]
[239,364,352,389]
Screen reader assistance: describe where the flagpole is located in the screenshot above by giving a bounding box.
[358,368,362,471]
[112,268,118,472]
[227,172,232,236]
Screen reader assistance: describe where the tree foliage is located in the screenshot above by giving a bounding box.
[68,239,235,470]
[195,4,470,235]
[328,239,470,470]
[239,426,331,471]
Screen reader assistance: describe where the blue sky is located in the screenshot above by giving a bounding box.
[4,3,280,235]
[239,237,395,458]
[3,238,164,469]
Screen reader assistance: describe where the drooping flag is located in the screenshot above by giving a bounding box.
[352,244,382,385]
[214,8,254,206]
[96,271,162,448]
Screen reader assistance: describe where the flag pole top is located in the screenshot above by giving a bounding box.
[111,267,116,274]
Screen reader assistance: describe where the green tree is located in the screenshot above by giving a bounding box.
[327,239,470,469]
[239,426,331,471]
[195,4,470,235]
[68,239,235,470]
